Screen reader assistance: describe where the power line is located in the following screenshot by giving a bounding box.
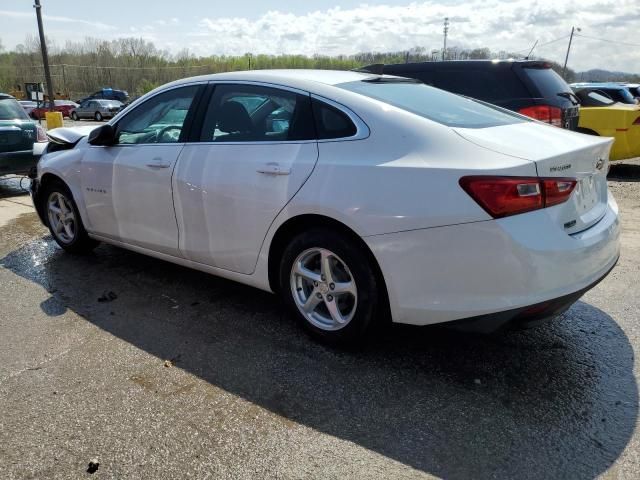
[574,33,640,48]
[513,35,570,54]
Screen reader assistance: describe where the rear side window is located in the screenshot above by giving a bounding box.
[523,67,572,98]
[414,69,529,103]
[338,80,526,129]
[312,100,357,139]
[0,98,29,120]
[200,84,316,142]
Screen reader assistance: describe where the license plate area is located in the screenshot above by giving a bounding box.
[575,175,598,215]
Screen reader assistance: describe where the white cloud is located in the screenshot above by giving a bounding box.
[1,2,637,72]
[189,0,638,72]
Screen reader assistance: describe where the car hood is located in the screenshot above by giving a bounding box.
[46,125,99,145]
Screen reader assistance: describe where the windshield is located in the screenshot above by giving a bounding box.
[0,98,29,120]
[338,80,526,128]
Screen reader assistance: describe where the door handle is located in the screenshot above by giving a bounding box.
[146,157,171,169]
[256,162,290,176]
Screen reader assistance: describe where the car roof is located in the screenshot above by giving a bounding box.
[163,69,395,93]
[0,93,16,100]
[570,82,627,89]
[383,59,552,71]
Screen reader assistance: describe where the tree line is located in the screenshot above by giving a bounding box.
[0,34,618,101]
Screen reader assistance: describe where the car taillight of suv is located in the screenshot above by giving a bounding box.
[518,105,563,127]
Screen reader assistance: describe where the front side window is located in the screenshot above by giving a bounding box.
[338,79,527,129]
[199,84,315,142]
[116,85,199,144]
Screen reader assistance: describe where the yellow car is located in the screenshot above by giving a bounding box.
[574,88,640,161]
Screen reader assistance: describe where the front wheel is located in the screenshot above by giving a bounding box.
[71,111,79,121]
[94,112,103,121]
[42,181,99,253]
[279,229,381,345]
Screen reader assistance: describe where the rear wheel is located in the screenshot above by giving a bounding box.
[71,111,79,121]
[279,229,380,345]
[94,112,103,121]
[42,181,99,253]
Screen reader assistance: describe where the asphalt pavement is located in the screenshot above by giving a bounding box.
[0,162,639,479]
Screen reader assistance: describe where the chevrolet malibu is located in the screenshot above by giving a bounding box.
[30,70,620,344]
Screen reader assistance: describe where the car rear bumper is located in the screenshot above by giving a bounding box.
[365,193,620,328]
[0,149,38,176]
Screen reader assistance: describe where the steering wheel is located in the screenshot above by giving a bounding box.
[156,125,182,143]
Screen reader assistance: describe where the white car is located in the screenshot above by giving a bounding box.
[30,70,620,344]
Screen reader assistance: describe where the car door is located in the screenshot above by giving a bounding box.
[174,82,319,274]
[78,100,91,118]
[80,84,202,256]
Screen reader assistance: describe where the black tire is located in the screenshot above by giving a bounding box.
[71,111,79,121]
[94,112,103,121]
[279,228,381,345]
[41,180,99,254]
[576,127,599,136]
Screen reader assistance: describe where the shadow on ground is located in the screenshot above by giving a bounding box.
[1,229,637,479]
[609,162,640,182]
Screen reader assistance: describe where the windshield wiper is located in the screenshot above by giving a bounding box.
[557,92,580,105]
[361,76,421,84]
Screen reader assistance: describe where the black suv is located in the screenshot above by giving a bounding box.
[382,60,580,130]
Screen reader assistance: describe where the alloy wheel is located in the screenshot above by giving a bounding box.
[47,192,76,244]
[290,248,358,331]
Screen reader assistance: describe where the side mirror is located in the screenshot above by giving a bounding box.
[88,124,116,146]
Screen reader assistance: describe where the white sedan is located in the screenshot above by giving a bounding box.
[30,69,620,344]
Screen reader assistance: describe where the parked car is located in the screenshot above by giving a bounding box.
[380,60,580,129]
[572,87,640,160]
[70,99,122,121]
[570,82,638,105]
[0,94,46,176]
[31,70,619,344]
[31,100,80,119]
[77,88,129,105]
[19,100,38,117]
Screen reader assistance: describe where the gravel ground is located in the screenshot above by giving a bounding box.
[0,160,639,479]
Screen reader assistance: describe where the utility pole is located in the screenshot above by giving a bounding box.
[33,0,54,110]
[442,17,449,61]
[562,26,581,79]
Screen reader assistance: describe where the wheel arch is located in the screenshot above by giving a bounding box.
[37,172,86,227]
[267,213,391,318]
[576,127,600,136]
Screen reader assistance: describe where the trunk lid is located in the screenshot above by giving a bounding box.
[454,122,613,234]
[0,120,36,153]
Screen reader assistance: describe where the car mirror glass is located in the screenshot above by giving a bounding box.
[88,124,116,146]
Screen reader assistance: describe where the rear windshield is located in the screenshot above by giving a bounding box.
[523,67,572,98]
[0,98,29,120]
[337,80,526,128]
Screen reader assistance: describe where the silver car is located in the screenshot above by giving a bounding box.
[70,99,122,121]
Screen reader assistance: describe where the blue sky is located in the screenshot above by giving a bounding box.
[0,1,637,72]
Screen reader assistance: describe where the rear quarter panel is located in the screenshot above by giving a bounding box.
[579,106,640,160]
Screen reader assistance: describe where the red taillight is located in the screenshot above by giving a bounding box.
[633,116,640,125]
[518,105,563,127]
[544,178,578,207]
[459,176,577,218]
[36,125,48,142]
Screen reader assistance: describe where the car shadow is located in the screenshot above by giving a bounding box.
[1,234,637,479]
[608,162,640,182]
